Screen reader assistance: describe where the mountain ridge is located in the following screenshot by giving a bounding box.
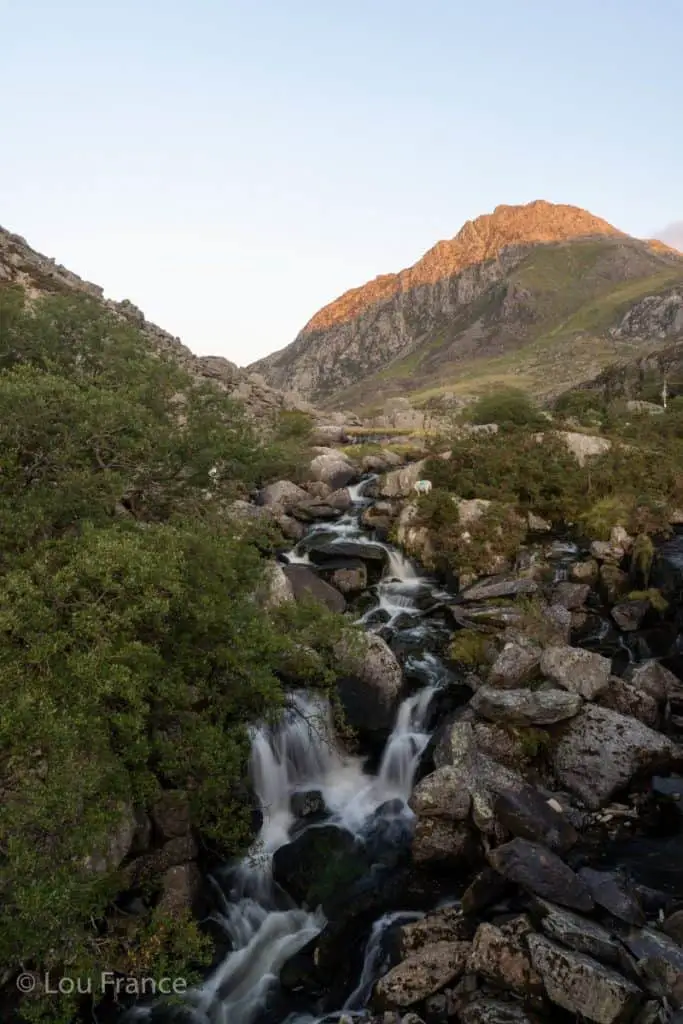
[250,200,683,409]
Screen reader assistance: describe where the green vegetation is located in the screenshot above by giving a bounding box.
[468,387,544,428]
[628,589,669,613]
[448,629,491,668]
[0,288,353,1021]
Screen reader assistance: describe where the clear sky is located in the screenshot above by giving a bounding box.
[2,0,681,366]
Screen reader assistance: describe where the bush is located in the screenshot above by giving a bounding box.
[468,388,544,428]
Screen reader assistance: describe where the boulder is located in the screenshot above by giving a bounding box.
[459,577,538,603]
[460,1000,541,1023]
[527,934,642,1024]
[335,632,403,733]
[622,926,683,973]
[532,899,624,967]
[327,487,353,511]
[310,424,348,446]
[539,645,611,700]
[272,825,359,906]
[570,558,599,584]
[493,785,577,852]
[259,561,296,609]
[309,450,357,490]
[468,917,543,997]
[592,540,626,564]
[528,512,552,532]
[461,867,511,916]
[282,565,346,613]
[379,460,428,498]
[552,582,591,610]
[411,818,479,868]
[612,600,649,632]
[290,789,326,820]
[308,540,388,565]
[488,640,541,689]
[550,704,676,809]
[577,868,645,926]
[409,766,472,821]
[156,862,201,917]
[258,479,310,510]
[83,803,139,874]
[400,907,472,956]
[290,500,344,522]
[558,431,612,466]
[488,838,594,912]
[277,514,306,542]
[625,660,681,702]
[373,940,470,1010]
[305,480,333,499]
[470,686,583,726]
[598,677,659,728]
[329,563,368,595]
[600,563,630,604]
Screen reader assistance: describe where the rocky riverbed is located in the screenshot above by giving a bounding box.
[131,446,683,1024]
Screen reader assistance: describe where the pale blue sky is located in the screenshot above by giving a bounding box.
[1,0,681,365]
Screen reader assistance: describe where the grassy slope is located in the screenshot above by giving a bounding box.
[325,240,683,413]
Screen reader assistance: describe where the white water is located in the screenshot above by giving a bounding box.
[343,910,424,1010]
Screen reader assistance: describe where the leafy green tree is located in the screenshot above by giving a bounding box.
[468,387,544,428]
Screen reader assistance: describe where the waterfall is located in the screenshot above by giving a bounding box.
[385,547,418,581]
[342,911,424,1010]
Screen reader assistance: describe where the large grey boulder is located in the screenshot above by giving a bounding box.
[493,785,577,852]
[532,899,625,967]
[625,660,681,702]
[409,766,472,821]
[400,907,472,956]
[334,632,403,733]
[470,686,582,726]
[527,934,642,1024]
[309,449,357,489]
[459,576,538,602]
[488,640,541,689]
[379,460,428,498]
[373,940,470,1009]
[282,565,346,613]
[258,479,310,510]
[411,818,478,867]
[488,838,594,912]
[598,676,659,728]
[577,868,645,926]
[540,645,612,700]
[258,561,295,609]
[552,581,591,610]
[550,704,676,809]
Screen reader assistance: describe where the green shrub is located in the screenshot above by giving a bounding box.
[468,388,545,428]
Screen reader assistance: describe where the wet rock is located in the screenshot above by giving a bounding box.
[283,565,346,613]
[272,825,360,907]
[527,934,642,1023]
[539,645,611,700]
[461,867,511,915]
[532,899,624,966]
[379,460,428,499]
[469,916,543,997]
[550,704,676,809]
[327,487,353,511]
[652,534,683,596]
[597,677,659,728]
[335,632,403,734]
[151,790,191,841]
[493,785,578,852]
[612,600,650,632]
[459,999,541,1023]
[290,500,344,522]
[600,563,630,604]
[309,450,357,490]
[458,577,538,603]
[290,789,326,820]
[373,939,470,1009]
[258,479,310,510]
[308,540,388,565]
[552,581,592,610]
[622,926,683,973]
[488,838,594,912]
[625,660,681,702]
[329,562,368,595]
[470,686,583,726]
[409,766,472,821]
[411,818,479,868]
[488,640,541,689]
[277,514,306,542]
[400,907,473,955]
[577,868,646,926]
[570,558,600,583]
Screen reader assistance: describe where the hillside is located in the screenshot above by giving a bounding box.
[250,201,683,411]
[0,224,316,420]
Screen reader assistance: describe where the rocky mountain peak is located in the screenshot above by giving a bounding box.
[302,201,623,336]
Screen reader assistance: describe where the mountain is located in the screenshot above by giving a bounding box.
[656,221,683,254]
[0,224,316,420]
[250,200,683,411]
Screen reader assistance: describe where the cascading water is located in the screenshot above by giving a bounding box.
[132,475,451,1024]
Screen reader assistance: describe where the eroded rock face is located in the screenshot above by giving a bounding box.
[373,940,470,1009]
[470,686,583,726]
[539,645,612,700]
[527,934,642,1024]
[550,704,676,809]
[488,838,594,912]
